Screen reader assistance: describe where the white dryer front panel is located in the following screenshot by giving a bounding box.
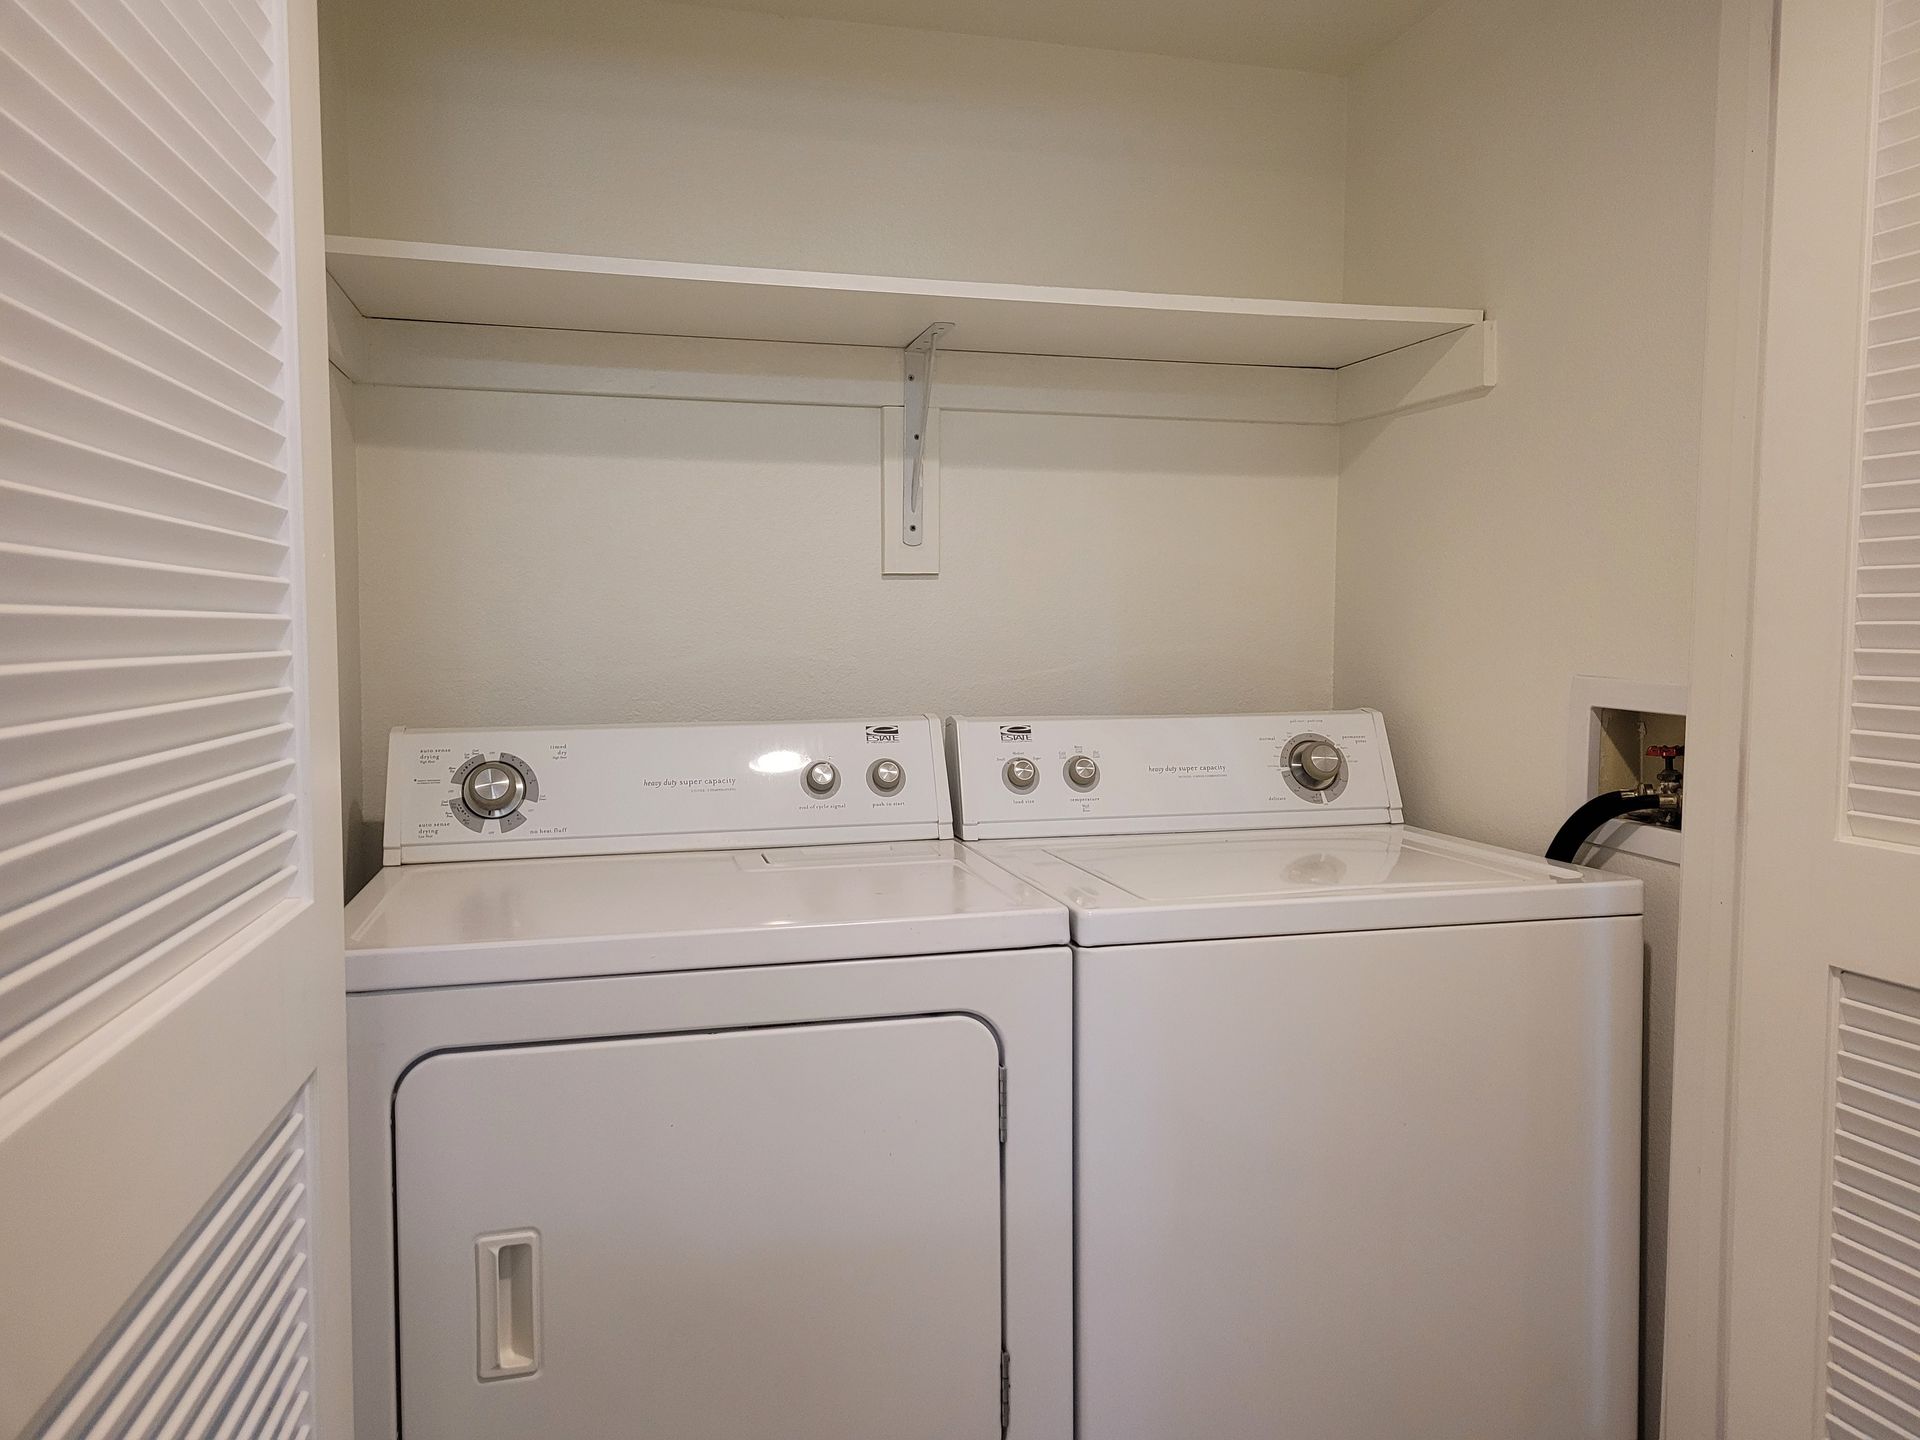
[395,1017,1005,1440]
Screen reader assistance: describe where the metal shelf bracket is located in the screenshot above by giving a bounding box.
[902,321,954,547]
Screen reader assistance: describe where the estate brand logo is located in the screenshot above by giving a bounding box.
[999,724,1033,743]
[865,724,901,744]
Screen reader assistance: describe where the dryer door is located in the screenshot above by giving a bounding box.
[394,1016,1005,1439]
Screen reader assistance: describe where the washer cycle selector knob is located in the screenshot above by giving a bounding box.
[803,760,840,797]
[1065,755,1100,790]
[868,758,905,795]
[1287,738,1345,792]
[1004,757,1039,793]
[462,760,527,819]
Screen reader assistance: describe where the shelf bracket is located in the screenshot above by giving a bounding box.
[902,322,953,548]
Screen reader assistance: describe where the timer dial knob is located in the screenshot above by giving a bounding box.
[803,760,840,797]
[462,760,527,819]
[1004,757,1039,793]
[1064,755,1100,790]
[867,758,904,795]
[1287,738,1345,792]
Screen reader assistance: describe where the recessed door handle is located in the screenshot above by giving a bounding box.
[475,1229,540,1380]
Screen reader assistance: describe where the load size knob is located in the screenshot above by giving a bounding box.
[1064,755,1100,790]
[1287,738,1344,792]
[1004,757,1039,793]
[462,760,527,819]
[803,760,840,797]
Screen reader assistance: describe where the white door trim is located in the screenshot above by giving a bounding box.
[1660,0,1779,1435]
[284,0,354,1424]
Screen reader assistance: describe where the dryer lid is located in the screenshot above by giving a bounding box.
[968,825,1643,946]
[345,839,1067,991]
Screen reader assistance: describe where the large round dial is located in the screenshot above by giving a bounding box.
[803,760,840,797]
[462,760,527,819]
[867,758,905,795]
[1287,737,1345,792]
[1004,757,1039,793]
[1064,755,1100,790]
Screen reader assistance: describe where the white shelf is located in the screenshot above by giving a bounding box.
[324,237,1483,369]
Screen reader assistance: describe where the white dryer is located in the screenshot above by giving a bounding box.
[947,710,1644,1440]
[345,717,1071,1440]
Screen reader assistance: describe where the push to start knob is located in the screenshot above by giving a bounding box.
[867,758,905,795]
[803,760,840,797]
[1287,737,1344,792]
[462,760,527,819]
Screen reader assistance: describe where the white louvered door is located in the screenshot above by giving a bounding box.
[0,0,348,1435]
[1720,0,1920,1436]
[1856,0,1920,846]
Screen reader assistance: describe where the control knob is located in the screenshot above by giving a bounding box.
[462,760,527,819]
[868,759,905,795]
[1064,755,1100,790]
[1287,738,1345,792]
[803,760,840,797]
[1004,757,1039,793]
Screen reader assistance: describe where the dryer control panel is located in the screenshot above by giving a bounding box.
[383,717,950,863]
[946,711,1403,840]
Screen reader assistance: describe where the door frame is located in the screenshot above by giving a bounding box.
[1659,0,1781,1434]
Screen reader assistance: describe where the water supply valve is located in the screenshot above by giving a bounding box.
[1643,745,1684,826]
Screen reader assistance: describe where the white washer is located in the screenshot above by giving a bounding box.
[947,710,1644,1440]
[346,717,1071,1440]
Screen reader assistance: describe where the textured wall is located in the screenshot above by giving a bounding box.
[1336,0,1716,855]
[321,0,1348,297]
[327,371,376,895]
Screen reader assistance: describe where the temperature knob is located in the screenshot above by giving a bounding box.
[462,760,527,819]
[1287,737,1345,792]
[1004,757,1039,793]
[803,760,840,797]
[867,758,905,795]
[1064,755,1100,790]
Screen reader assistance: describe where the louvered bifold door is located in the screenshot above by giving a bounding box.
[30,1098,319,1440]
[0,0,347,1433]
[1855,0,1920,845]
[1828,974,1920,1439]
[0,0,301,1090]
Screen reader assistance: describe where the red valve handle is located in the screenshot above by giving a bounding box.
[1647,745,1683,759]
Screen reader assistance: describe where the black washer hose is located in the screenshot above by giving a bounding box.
[1546,791,1666,864]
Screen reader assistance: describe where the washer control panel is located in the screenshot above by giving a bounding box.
[384,717,949,863]
[946,711,1403,840]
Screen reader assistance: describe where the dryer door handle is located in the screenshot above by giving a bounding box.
[475,1229,541,1380]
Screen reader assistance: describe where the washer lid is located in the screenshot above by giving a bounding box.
[968,825,1643,946]
[344,839,1067,992]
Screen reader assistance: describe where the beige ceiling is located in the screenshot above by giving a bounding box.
[661,0,1450,74]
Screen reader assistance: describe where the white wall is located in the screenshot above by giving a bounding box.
[1335,3,1721,1434]
[350,384,1338,818]
[328,370,375,895]
[321,0,1348,297]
